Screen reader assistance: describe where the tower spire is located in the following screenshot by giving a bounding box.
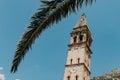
[63,14,92,80]
[74,13,87,28]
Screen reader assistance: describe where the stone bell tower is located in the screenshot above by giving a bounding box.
[63,13,92,80]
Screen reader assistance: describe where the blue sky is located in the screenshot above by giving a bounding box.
[0,0,120,80]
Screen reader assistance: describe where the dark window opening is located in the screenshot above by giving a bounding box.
[78,58,80,63]
[80,35,83,42]
[76,75,78,80]
[70,59,73,64]
[73,36,77,43]
[67,76,70,80]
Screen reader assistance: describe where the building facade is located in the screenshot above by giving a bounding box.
[63,13,92,80]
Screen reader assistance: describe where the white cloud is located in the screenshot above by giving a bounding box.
[0,67,3,70]
[0,74,5,80]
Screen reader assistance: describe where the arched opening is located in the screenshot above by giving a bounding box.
[79,35,84,42]
[70,59,73,64]
[67,76,70,80]
[76,75,78,80]
[73,36,77,43]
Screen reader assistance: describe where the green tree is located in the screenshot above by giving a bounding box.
[11,0,95,73]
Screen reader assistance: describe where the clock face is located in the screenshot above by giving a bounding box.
[70,67,77,73]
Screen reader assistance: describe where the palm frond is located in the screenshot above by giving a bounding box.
[11,0,95,73]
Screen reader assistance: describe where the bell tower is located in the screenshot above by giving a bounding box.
[63,13,92,80]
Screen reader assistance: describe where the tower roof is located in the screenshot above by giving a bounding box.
[74,13,87,28]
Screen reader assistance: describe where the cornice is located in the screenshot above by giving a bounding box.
[65,63,91,74]
[68,42,92,54]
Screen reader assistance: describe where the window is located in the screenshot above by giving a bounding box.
[76,75,78,80]
[78,58,80,63]
[80,35,83,42]
[70,59,73,64]
[73,36,77,43]
[67,76,70,80]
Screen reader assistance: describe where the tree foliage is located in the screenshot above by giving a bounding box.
[11,0,95,73]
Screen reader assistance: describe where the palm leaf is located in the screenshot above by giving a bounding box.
[11,0,95,73]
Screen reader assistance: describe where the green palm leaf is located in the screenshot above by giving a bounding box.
[11,0,95,73]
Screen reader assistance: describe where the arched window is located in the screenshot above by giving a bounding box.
[67,76,70,80]
[80,35,83,42]
[76,75,78,80]
[73,36,77,43]
[70,59,73,64]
